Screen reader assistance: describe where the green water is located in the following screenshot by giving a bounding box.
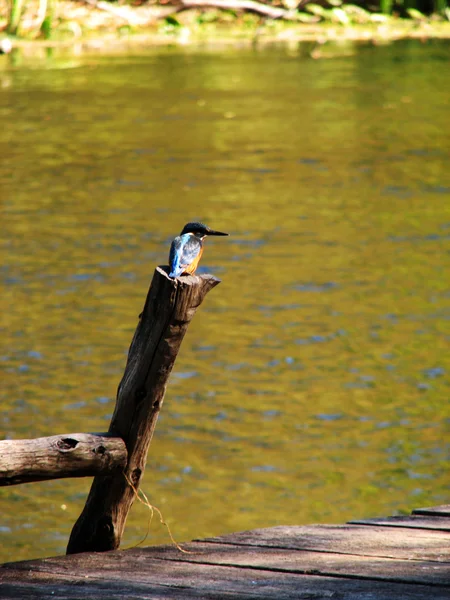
[1,40,449,564]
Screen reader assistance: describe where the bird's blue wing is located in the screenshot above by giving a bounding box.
[169,234,201,277]
[169,236,183,277]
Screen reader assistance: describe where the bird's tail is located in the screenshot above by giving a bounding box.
[169,266,183,278]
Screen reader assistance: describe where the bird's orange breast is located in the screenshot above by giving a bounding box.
[184,246,203,275]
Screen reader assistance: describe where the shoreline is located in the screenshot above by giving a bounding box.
[2,3,450,58]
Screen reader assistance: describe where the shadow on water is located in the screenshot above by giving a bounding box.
[0,39,449,562]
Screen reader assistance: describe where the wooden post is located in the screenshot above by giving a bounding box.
[0,433,127,486]
[67,267,220,554]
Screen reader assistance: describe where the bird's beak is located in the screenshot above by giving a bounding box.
[206,229,228,236]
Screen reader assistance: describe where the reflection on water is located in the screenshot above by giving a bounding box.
[1,40,449,563]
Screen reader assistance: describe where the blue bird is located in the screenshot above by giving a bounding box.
[169,222,228,278]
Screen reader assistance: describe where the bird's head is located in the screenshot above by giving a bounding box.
[180,222,228,239]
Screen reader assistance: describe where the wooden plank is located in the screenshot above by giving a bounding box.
[1,549,449,600]
[131,542,450,586]
[348,516,450,532]
[413,505,450,518]
[200,525,450,561]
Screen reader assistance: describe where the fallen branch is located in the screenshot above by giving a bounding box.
[78,0,298,24]
[79,0,147,26]
[0,433,127,486]
[176,0,297,19]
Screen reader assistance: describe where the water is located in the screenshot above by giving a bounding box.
[1,40,449,564]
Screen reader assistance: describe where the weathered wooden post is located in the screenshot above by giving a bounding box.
[67,267,220,554]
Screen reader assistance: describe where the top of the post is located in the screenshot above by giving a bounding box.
[156,266,221,292]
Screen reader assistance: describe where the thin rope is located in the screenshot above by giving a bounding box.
[123,471,191,554]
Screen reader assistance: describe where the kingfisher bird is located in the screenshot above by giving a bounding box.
[169,222,228,278]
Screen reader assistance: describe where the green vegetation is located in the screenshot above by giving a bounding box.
[1,0,450,49]
[40,0,56,38]
[5,0,54,37]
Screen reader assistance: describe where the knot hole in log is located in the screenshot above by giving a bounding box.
[98,515,114,538]
[131,468,141,487]
[57,438,79,451]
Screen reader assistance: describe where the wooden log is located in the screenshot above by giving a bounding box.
[78,0,300,23]
[67,267,220,555]
[177,0,295,20]
[0,433,127,486]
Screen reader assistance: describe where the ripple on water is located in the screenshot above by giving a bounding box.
[251,465,279,473]
[422,367,445,378]
[315,413,344,421]
[293,282,340,292]
[171,371,198,381]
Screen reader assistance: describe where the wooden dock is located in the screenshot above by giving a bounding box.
[1,504,449,599]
